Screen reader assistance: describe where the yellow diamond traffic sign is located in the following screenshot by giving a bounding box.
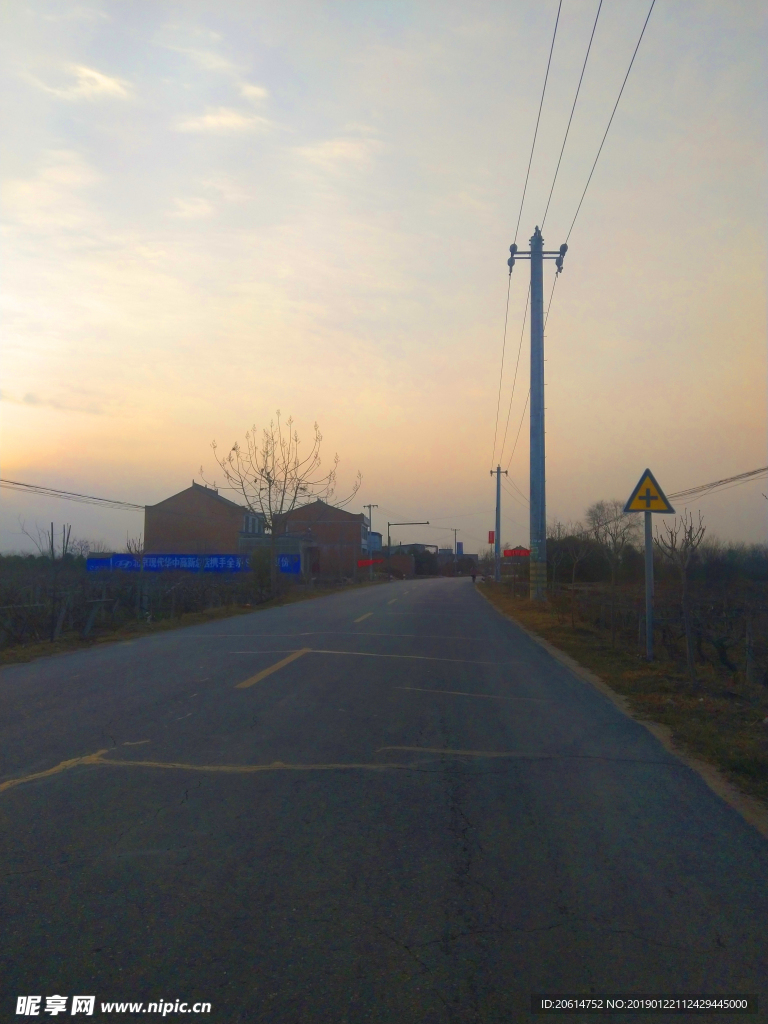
[624,468,675,514]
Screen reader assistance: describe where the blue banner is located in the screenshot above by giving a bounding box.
[277,553,301,574]
[86,557,113,572]
[143,554,201,572]
[110,555,141,572]
[87,554,248,573]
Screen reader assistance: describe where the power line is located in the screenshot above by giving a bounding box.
[565,0,657,244]
[505,389,530,471]
[512,0,563,244]
[540,0,603,230]
[490,274,513,467]
[493,0,561,469]
[544,272,559,328]
[504,477,530,506]
[0,478,259,528]
[0,478,143,511]
[498,283,531,465]
[669,467,768,502]
[501,481,529,511]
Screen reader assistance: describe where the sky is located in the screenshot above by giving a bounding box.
[1,0,766,555]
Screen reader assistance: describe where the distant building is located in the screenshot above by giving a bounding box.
[391,543,438,556]
[274,500,368,578]
[144,482,266,555]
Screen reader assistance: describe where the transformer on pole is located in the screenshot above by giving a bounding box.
[507,229,567,600]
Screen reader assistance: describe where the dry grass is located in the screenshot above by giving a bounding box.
[0,580,385,668]
[480,582,768,807]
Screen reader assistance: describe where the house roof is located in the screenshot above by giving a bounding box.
[276,499,364,523]
[148,481,257,514]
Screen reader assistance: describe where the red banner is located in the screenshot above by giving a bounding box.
[357,558,384,567]
[488,531,495,544]
[503,547,530,558]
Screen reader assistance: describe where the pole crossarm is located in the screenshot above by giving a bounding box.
[508,239,568,276]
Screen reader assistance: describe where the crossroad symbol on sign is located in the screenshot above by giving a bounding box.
[624,468,675,514]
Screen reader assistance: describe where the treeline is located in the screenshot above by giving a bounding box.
[547,534,768,587]
[0,549,273,650]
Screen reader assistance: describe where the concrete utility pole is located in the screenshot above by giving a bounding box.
[490,466,507,582]
[364,504,378,581]
[507,228,567,600]
[452,528,458,568]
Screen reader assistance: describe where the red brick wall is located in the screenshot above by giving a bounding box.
[144,486,245,554]
[276,502,364,577]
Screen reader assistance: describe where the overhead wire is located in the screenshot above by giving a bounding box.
[669,467,768,502]
[492,0,562,469]
[504,477,530,506]
[515,0,655,460]
[565,0,657,244]
[505,390,530,472]
[498,283,530,465]
[540,0,603,230]
[490,274,513,467]
[501,481,529,510]
[499,1,597,469]
[0,478,143,512]
[512,0,563,245]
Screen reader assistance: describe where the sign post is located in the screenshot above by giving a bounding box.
[624,469,675,661]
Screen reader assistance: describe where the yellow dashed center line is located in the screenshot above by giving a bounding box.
[236,648,311,689]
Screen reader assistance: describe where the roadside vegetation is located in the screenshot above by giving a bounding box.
[0,543,383,667]
[479,512,768,807]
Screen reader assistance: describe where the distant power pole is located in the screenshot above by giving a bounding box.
[452,528,458,567]
[490,466,507,582]
[364,504,378,581]
[508,228,567,600]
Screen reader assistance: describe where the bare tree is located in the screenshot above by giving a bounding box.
[211,412,361,591]
[585,499,640,645]
[19,521,72,640]
[547,519,568,589]
[125,534,144,556]
[564,522,592,628]
[654,510,706,685]
[70,538,111,558]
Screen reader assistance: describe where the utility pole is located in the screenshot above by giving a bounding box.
[507,228,567,600]
[490,466,507,582]
[452,528,458,570]
[364,503,378,581]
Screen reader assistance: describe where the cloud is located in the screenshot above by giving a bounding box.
[163,44,238,75]
[199,177,252,203]
[240,82,269,102]
[170,197,215,219]
[3,150,100,229]
[0,390,104,416]
[295,136,383,172]
[175,107,272,133]
[41,6,109,22]
[33,64,130,100]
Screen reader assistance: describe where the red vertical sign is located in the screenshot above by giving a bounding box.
[488,531,495,544]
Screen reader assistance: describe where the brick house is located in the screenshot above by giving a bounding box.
[273,500,368,579]
[144,482,266,555]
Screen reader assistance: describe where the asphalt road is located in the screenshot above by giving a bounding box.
[1,577,766,1023]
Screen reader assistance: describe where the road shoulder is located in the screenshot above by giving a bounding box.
[477,582,768,841]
